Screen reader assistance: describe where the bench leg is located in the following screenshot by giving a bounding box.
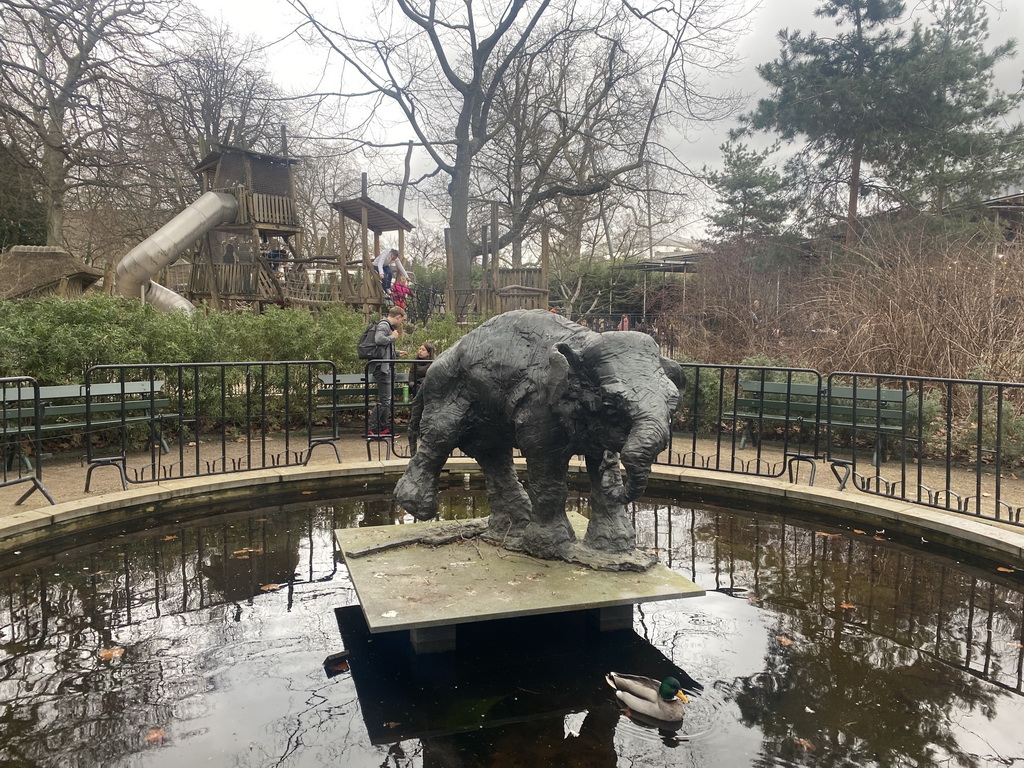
[739,420,754,450]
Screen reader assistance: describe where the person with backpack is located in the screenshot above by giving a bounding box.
[364,305,407,436]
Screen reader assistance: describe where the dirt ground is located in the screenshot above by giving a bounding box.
[3,431,1024,527]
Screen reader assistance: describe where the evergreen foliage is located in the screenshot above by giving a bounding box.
[0,296,469,383]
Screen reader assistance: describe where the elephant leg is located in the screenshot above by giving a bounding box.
[476,448,531,548]
[520,456,576,560]
[394,398,469,521]
[583,451,637,554]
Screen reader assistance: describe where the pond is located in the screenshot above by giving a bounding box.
[1,486,1023,767]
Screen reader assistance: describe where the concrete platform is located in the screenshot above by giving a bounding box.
[336,513,704,651]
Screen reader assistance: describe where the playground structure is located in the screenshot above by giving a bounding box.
[447,202,550,319]
[112,130,549,318]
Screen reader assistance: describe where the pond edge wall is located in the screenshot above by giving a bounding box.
[2,459,1023,566]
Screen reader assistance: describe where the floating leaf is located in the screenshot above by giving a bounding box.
[873,535,887,541]
[997,567,1016,573]
[853,529,866,535]
[815,531,830,537]
[793,737,816,753]
[301,491,314,495]
[260,583,281,592]
[776,636,794,646]
[839,603,856,610]
[98,647,124,661]
[144,728,167,745]
[161,535,177,542]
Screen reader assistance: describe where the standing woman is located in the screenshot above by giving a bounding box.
[409,341,435,399]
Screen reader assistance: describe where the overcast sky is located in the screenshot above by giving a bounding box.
[212,0,1024,231]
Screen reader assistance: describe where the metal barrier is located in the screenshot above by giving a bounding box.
[666,364,824,482]
[84,361,337,486]
[0,376,54,505]
[661,365,1024,528]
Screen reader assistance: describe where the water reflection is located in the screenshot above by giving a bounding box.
[0,491,1023,766]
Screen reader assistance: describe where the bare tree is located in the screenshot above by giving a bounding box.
[290,0,745,296]
[0,0,182,245]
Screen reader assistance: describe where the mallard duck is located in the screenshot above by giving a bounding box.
[606,672,688,723]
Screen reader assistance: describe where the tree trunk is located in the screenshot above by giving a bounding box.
[42,139,65,247]
[845,138,863,246]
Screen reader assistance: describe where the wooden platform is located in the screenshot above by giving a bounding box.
[336,513,704,652]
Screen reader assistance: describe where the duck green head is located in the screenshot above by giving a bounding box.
[659,677,689,703]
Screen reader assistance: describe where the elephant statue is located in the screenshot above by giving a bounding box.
[395,309,684,566]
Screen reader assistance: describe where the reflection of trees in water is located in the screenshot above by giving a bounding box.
[0,490,497,766]
[1,493,1022,766]
[633,501,1022,766]
[0,502,348,767]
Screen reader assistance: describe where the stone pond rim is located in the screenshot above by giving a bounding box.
[1,458,1023,569]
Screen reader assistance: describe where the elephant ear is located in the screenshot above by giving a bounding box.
[661,356,686,392]
[547,336,598,402]
[546,346,572,402]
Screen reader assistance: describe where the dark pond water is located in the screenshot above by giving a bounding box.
[2,486,1024,767]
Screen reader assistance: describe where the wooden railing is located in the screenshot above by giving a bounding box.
[248,194,298,227]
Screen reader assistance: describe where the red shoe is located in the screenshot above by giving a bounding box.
[379,428,391,436]
[366,430,377,436]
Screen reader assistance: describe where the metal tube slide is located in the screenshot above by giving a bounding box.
[116,190,238,312]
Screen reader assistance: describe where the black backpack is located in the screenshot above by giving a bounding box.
[357,321,381,359]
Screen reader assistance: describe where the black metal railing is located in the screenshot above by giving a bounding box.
[664,365,1024,527]
[0,376,54,505]
[84,361,338,486]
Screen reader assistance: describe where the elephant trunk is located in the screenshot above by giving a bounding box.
[609,411,671,503]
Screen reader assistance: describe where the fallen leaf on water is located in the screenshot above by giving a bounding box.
[873,535,887,541]
[161,535,177,542]
[144,728,167,745]
[260,583,281,591]
[301,491,314,495]
[815,531,831,537]
[793,738,816,753]
[255,518,267,522]
[853,529,866,535]
[998,567,1016,573]
[839,603,856,610]
[776,636,794,646]
[98,647,124,661]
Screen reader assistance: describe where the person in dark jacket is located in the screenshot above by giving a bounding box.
[369,306,407,436]
[409,341,435,400]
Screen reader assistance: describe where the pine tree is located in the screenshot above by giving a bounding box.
[706,142,790,243]
[739,0,913,244]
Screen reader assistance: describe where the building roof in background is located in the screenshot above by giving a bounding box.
[0,246,104,299]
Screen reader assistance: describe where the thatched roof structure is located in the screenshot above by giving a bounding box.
[0,246,104,300]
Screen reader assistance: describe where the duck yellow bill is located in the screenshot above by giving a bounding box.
[677,691,689,703]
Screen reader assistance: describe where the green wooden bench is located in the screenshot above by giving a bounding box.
[1,380,172,492]
[307,372,412,463]
[724,379,911,486]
